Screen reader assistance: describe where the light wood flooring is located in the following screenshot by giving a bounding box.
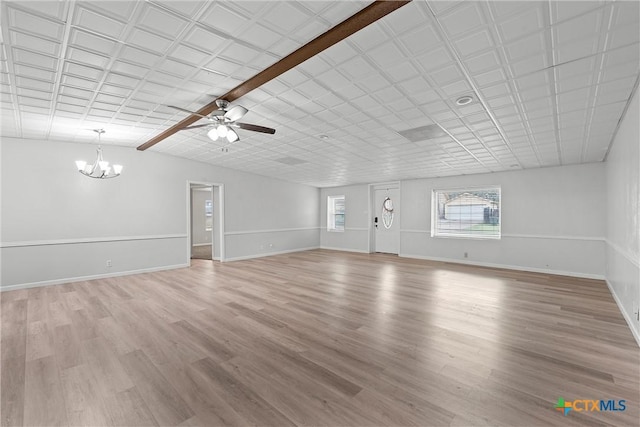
[2,249,639,426]
[191,245,213,260]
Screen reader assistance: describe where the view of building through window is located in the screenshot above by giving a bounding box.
[432,187,501,239]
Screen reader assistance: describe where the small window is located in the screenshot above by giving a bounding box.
[432,187,500,239]
[327,195,345,232]
[205,200,213,232]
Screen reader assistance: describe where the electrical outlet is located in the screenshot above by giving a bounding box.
[106,259,112,267]
[464,252,468,258]
[633,302,639,321]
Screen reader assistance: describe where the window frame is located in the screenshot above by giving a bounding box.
[327,195,345,232]
[431,186,501,240]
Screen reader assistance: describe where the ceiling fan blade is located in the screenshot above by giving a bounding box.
[168,105,209,119]
[236,123,276,134]
[181,124,212,130]
[224,105,248,122]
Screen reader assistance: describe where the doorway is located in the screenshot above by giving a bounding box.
[372,184,400,254]
[188,182,225,263]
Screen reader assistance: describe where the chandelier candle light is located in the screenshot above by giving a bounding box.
[75,129,123,179]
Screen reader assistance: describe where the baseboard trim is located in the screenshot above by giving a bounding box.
[606,279,640,348]
[224,246,320,262]
[192,243,211,247]
[0,263,190,292]
[320,246,371,254]
[398,253,605,280]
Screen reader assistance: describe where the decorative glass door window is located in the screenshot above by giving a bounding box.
[382,196,394,229]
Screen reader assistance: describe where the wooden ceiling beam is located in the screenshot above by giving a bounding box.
[137,0,411,151]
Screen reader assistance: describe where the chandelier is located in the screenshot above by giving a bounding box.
[206,125,239,143]
[75,129,123,179]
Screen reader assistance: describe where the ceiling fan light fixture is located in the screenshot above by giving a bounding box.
[207,128,219,141]
[217,125,228,138]
[226,128,239,143]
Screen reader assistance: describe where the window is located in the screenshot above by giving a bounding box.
[432,187,500,239]
[205,200,213,232]
[327,195,345,232]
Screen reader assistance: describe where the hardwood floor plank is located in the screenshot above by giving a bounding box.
[52,324,83,370]
[1,250,637,426]
[1,298,28,427]
[1,356,25,427]
[190,357,296,426]
[59,363,114,426]
[25,320,54,362]
[119,349,194,426]
[103,386,159,427]
[23,356,68,426]
[81,337,134,395]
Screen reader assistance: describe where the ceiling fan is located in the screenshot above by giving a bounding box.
[169,100,275,143]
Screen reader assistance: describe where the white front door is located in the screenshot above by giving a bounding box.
[374,188,399,254]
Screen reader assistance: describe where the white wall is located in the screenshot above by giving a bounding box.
[0,138,320,290]
[605,87,640,345]
[401,163,605,277]
[320,184,370,252]
[320,163,606,278]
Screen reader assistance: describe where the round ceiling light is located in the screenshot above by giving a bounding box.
[455,95,474,106]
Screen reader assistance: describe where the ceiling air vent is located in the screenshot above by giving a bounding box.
[274,156,307,165]
[398,124,447,142]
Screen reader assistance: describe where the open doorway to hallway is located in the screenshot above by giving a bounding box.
[188,182,225,263]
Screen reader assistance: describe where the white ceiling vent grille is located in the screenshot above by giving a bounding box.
[398,124,447,142]
[274,156,307,165]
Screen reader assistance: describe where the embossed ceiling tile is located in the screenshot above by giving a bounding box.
[127,28,174,55]
[12,48,57,70]
[498,5,545,43]
[61,74,98,91]
[9,31,61,57]
[168,44,210,67]
[339,56,376,80]
[110,60,150,78]
[429,64,465,86]
[234,23,282,51]
[151,0,205,18]
[439,2,487,38]
[69,28,118,56]
[397,24,442,56]
[199,2,251,37]
[72,5,127,39]
[415,47,453,72]
[7,6,64,40]
[381,1,427,36]
[137,3,189,38]
[119,45,162,67]
[182,25,227,54]
[453,29,495,57]
[553,7,604,46]
[13,64,55,82]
